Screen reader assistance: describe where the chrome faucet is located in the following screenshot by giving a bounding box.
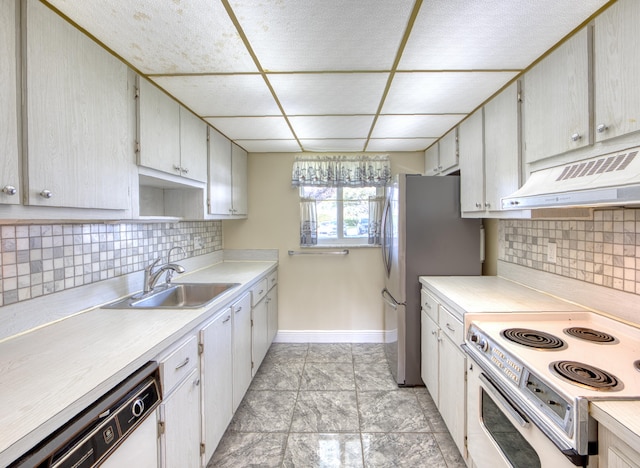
[165,246,186,284]
[142,256,186,294]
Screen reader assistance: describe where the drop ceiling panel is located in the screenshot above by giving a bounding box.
[367,139,437,152]
[235,140,301,153]
[268,73,389,115]
[45,0,257,74]
[151,75,281,117]
[383,72,517,114]
[204,116,294,140]
[399,0,610,70]
[371,115,465,139]
[300,140,367,152]
[228,0,414,72]
[288,116,375,139]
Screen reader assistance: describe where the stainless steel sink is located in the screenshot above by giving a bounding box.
[105,282,239,309]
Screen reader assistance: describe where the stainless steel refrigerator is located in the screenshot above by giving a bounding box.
[381,174,482,386]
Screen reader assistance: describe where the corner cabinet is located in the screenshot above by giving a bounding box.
[1,0,20,205]
[594,0,640,143]
[420,288,467,458]
[523,27,591,164]
[208,128,248,218]
[24,0,130,210]
[137,77,207,183]
[425,129,458,176]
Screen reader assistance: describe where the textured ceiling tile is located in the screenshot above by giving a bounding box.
[46,0,257,74]
[235,139,301,153]
[372,115,465,139]
[268,73,389,115]
[228,0,414,71]
[151,75,281,117]
[367,138,437,152]
[205,116,293,140]
[288,116,374,139]
[383,72,517,114]
[300,139,367,152]
[399,0,609,70]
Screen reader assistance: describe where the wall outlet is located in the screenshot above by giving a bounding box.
[547,242,557,263]
[193,236,204,250]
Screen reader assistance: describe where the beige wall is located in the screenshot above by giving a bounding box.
[223,152,424,334]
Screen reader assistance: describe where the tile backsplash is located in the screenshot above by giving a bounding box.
[0,221,222,307]
[499,208,639,294]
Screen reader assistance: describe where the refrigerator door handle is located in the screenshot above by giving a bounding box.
[381,288,400,310]
[380,196,392,276]
[480,225,485,263]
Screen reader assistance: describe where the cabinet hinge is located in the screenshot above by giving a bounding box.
[251,319,254,327]
[200,443,206,455]
[517,91,523,103]
[207,198,211,208]
[157,420,165,435]
[198,343,204,355]
[135,141,140,153]
[251,361,254,369]
[134,87,140,99]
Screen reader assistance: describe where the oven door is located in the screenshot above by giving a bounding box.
[467,361,578,468]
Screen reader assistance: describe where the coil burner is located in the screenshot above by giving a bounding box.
[550,360,623,391]
[564,327,618,344]
[501,328,566,350]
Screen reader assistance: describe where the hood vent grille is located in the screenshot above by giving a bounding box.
[502,147,640,210]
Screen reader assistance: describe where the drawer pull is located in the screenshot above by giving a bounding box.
[223,315,231,323]
[446,323,455,332]
[259,289,264,295]
[175,357,190,370]
[425,303,432,309]
[235,306,243,313]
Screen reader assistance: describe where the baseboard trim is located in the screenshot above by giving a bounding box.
[274,330,385,343]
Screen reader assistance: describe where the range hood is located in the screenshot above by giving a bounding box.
[502,146,640,209]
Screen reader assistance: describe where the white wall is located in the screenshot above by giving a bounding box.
[223,152,424,340]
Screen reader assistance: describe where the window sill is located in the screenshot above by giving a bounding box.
[299,243,380,249]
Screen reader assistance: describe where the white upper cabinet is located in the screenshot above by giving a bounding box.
[523,28,591,163]
[424,144,439,176]
[594,0,640,143]
[458,109,485,214]
[25,0,130,210]
[208,128,248,218]
[424,129,458,176]
[138,77,207,183]
[0,0,19,205]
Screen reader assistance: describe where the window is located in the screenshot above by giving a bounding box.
[300,186,382,245]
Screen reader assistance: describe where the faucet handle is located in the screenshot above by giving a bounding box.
[145,257,162,272]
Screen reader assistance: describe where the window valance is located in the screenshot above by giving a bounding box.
[291,155,391,187]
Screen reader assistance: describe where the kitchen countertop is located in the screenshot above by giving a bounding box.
[0,259,276,466]
[591,400,640,453]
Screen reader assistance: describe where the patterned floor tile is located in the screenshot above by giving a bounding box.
[300,362,356,391]
[307,343,353,362]
[361,432,447,468]
[283,433,364,468]
[358,390,431,433]
[207,431,287,468]
[290,391,359,432]
[251,360,304,391]
[229,390,297,432]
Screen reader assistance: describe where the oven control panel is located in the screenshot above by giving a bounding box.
[524,371,574,436]
[468,325,524,385]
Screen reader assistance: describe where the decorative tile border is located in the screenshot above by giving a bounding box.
[0,221,222,306]
[499,209,638,294]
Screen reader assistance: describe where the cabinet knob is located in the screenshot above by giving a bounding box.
[182,167,189,174]
[173,164,181,173]
[596,124,609,133]
[2,185,17,196]
[484,202,491,209]
[39,189,53,199]
[475,202,482,209]
[570,133,582,142]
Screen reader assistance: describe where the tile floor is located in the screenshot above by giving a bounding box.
[207,343,466,468]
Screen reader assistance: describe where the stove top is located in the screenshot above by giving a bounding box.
[466,311,640,400]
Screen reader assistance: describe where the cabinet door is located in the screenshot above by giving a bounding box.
[231,143,248,216]
[484,81,521,211]
[252,297,269,377]
[208,127,233,216]
[179,107,208,182]
[424,144,439,176]
[1,0,20,205]
[200,309,233,461]
[439,129,459,172]
[459,109,485,214]
[420,310,439,404]
[266,287,278,345]
[138,77,181,177]
[594,0,640,142]
[524,28,590,163]
[25,0,130,209]
[439,334,467,456]
[160,368,201,468]
[232,292,252,412]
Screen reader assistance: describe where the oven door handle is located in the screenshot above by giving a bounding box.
[479,373,530,428]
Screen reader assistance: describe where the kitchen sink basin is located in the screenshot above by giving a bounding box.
[105,282,239,309]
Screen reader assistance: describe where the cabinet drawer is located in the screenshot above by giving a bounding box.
[439,306,463,344]
[267,270,278,291]
[421,289,438,322]
[251,278,268,306]
[159,335,198,395]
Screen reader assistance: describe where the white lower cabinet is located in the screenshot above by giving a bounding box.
[199,308,233,462]
[157,336,201,468]
[599,424,640,468]
[232,291,253,412]
[420,288,467,458]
